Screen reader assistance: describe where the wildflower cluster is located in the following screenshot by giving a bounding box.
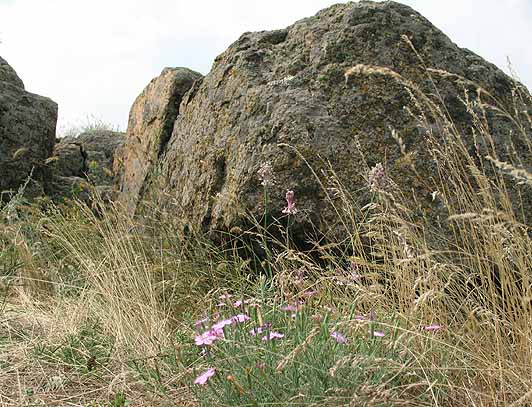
[257,161,275,186]
[282,190,298,215]
[257,162,298,215]
[192,294,288,385]
[368,162,387,192]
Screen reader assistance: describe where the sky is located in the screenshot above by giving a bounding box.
[0,0,530,134]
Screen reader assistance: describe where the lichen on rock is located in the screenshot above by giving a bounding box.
[116,1,531,246]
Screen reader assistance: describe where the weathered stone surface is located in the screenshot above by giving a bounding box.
[48,175,90,202]
[49,130,125,200]
[0,56,24,89]
[123,1,531,243]
[53,141,85,177]
[0,56,58,199]
[115,67,202,214]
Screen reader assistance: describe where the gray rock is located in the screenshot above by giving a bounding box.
[52,141,85,177]
[49,130,125,200]
[0,56,24,88]
[0,56,57,200]
[48,175,90,202]
[120,1,531,244]
[114,67,202,214]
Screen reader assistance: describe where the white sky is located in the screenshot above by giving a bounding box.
[0,0,530,133]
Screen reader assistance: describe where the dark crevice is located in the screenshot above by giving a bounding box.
[158,77,203,158]
[78,143,88,174]
[211,155,227,197]
[158,94,181,159]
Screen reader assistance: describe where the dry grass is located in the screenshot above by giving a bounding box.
[0,58,531,406]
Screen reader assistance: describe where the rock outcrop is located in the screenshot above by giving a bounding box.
[0,56,58,199]
[49,130,125,200]
[117,1,531,244]
[115,67,202,214]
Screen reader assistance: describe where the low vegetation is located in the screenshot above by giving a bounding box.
[0,66,531,406]
[57,114,121,138]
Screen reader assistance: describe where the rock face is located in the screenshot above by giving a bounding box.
[115,67,202,214]
[49,130,125,200]
[119,1,531,243]
[0,56,58,199]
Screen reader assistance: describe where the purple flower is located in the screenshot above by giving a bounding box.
[211,319,234,331]
[231,314,251,323]
[194,368,216,385]
[331,331,348,344]
[282,190,298,215]
[195,329,224,346]
[233,300,243,307]
[196,314,250,346]
[423,324,443,332]
[262,332,284,341]
[372,330,385,337]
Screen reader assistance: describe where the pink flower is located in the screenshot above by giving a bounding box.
[231,314,251,323]
[195,329,224,346]
[350,273,362,282]
[194,317,209,328]
[250,327,264,336]
[250,323,272,336]
[423,324,443,332]
[331,331,348,344]
[194,368,216,385]
[349,263,362,281]
[210,314,249,331]
[233,299,256,308]
[371,330,385,337]
[257,162,275,186]
[368,163,387,192]
[282,190,298,215]
[262,332,284,341]
[219,294,233,299]
[281,304,299,312]
[211,319,234,331]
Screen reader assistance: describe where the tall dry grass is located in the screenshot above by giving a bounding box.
[0,48,531,405]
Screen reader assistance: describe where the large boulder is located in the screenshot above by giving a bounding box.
[0,56,24,88]
[49,130,125,200]
[120,1,531,244]
[115,67,202,214]
[0,56,58,199]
